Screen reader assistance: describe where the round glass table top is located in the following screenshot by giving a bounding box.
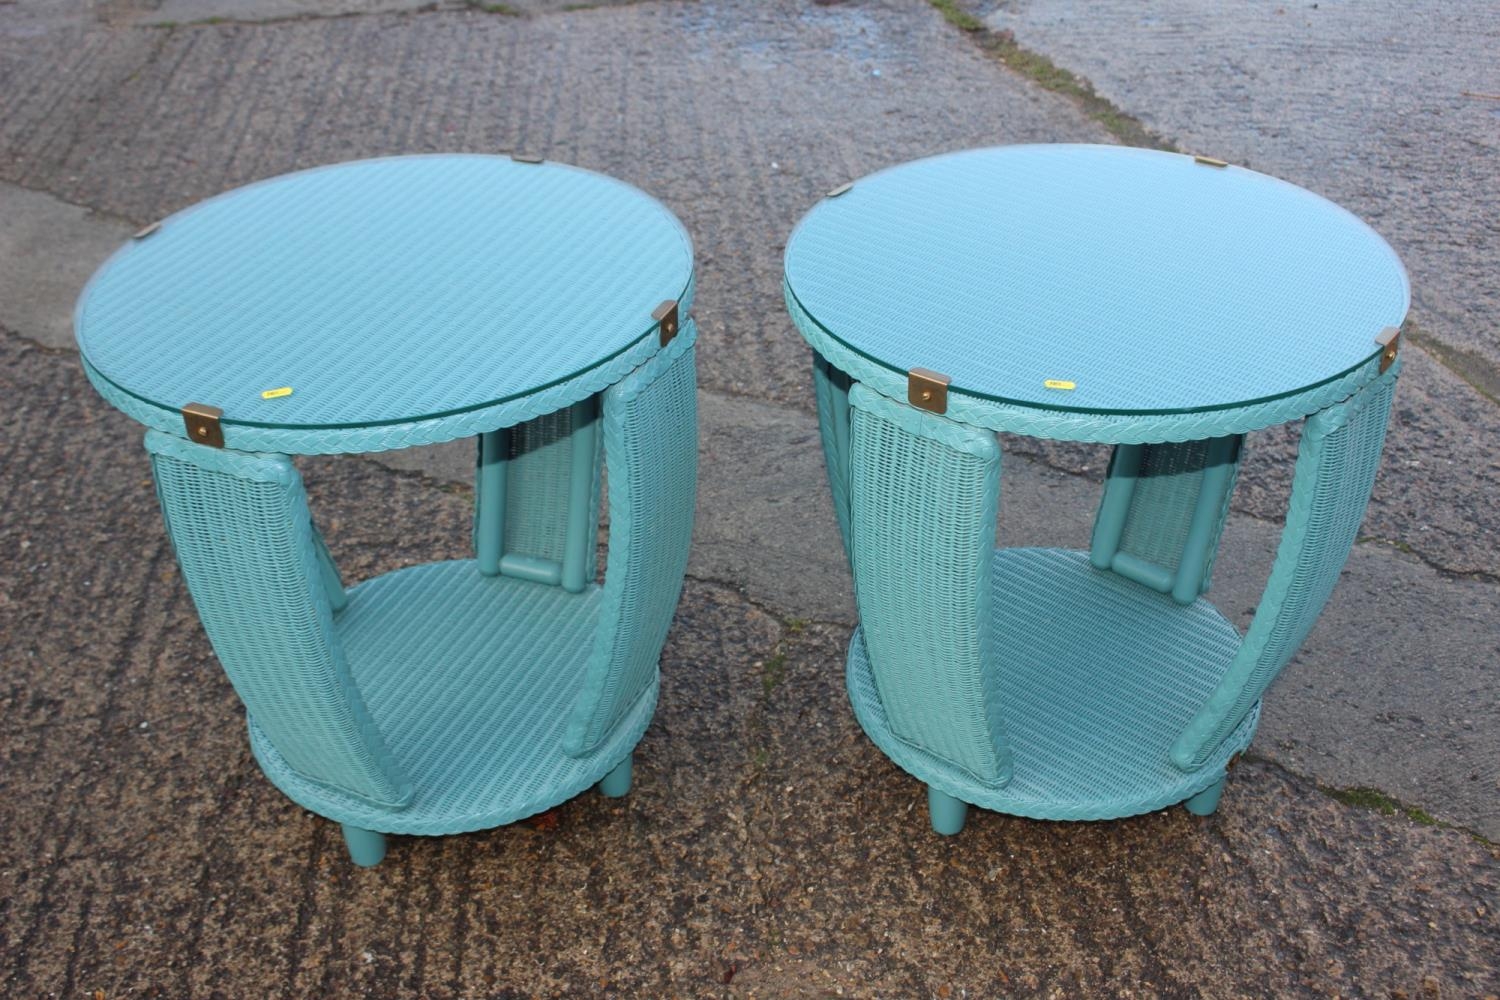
[784,145,1408,415]
[76,155,693,431]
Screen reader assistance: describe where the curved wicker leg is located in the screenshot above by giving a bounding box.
[928,786,969,836]
[341,824,388,867]
[597,754,634,798]
[1183,776,1226,817]
[846,384,1012,788]
[812,351,855,566]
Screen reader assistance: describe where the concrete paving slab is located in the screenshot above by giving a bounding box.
[984,0,1500,397]
[0,182,134,351]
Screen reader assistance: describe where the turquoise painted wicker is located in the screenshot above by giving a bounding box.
[845,549,1257,821]
[788,145,1406,833]
[147,432,412,811]
[79,156,699,866]
[786,145,1407,416]
[1090,436,1245,605]
[76,155,694,455]
[812,353,855,561]
[1172,369,1398,770]
[146,330,697,850]
[848,386,1011,787]
[836,375,1394,826]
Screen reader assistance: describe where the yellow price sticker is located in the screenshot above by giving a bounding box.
[1043,379,1076,391]
[260,387,293,400]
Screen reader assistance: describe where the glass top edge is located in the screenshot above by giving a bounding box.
[75,153,695,342]
[784,278,1385,417]
[81,273,693,432]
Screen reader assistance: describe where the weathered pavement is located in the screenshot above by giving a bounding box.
[1,1,1497,996]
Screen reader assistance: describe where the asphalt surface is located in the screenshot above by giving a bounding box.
[1,0,1497,996]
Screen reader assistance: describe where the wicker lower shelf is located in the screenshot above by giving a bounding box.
[249,560,654,834]
[847,547,1258,821]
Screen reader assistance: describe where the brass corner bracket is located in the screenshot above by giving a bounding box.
[182,403,224,448]
[1193,155,1229,168]
[1376,326,1401,374]
[653,299,680,347]
[908,368,951,414]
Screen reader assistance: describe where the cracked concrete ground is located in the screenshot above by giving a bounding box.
[1,0,1497,996]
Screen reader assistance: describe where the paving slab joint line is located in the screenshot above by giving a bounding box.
[140,0,682,30]
[1242,753,1498,848]
[1,324,84,359]
[925,0,1174,152]
[143,2,477,30]
[1404,320,1500,408]
[0,177,144,229]
[1354,535,1500,587]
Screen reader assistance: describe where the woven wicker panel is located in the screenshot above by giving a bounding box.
[785,145,1407,414]
[145,431,409,810]
[1105,436,1243,593]
[565,328,698,756]
[472,407,603,575]
[77,156,692,435]
[251,560,655,834]
[847,548,1257,820]
[847,384,1011,786]
[812,352,855,566]
[1173,370,1398,770]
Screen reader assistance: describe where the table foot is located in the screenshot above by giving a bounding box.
[597,754,633,798]
[340,824,388,867]
[1183,776,1226,817]
[927,786,969,836]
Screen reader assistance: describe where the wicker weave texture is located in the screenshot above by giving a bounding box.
[812,352,855,565]
[848,384,1012,786]
[1094,436,1244,597]
[847,549,1256,821]
[146,328,697,836]
[145,431,410,810]
[1173,369,1398,770]
[566,330,698,757]
[251,560,655,833]
[77,156,692,436]
[472,406,604,578]
[785,145,1407,414]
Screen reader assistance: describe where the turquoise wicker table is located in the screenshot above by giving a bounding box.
[76,155,698,866]
[784,144,1407,833]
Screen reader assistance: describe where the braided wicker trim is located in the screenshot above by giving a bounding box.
[83,282,695,456]
[787,282,1383,445]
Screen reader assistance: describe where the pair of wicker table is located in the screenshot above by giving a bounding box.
[76,146,1405,862]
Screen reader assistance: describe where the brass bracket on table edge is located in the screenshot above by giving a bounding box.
[907,368,951,415]
[181,402,225,448]
[510,153,543,164]
[1376,326,1401,374]
[1192,155,1229,168]
[653,299,680,348]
